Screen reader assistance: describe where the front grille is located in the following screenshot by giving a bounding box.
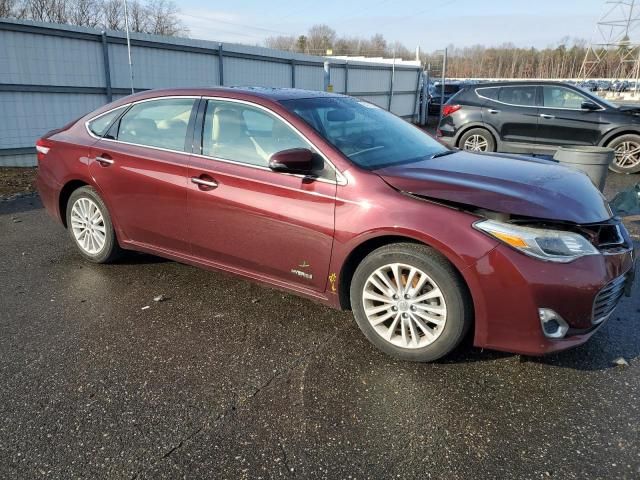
[592,275,627,324]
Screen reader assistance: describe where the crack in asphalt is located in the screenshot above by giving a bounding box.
[129,325,346,479]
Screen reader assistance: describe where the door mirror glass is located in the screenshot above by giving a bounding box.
[581,101,600,111]
[268,148,322,175]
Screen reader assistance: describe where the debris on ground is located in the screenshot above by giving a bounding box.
[141,305,150,310]
[613,357,630,367]
[0,167,37,199]
[153,294,167,302]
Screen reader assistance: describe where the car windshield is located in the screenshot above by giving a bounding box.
[280,96,446,169]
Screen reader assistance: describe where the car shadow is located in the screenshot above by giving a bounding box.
[114,251,172,265]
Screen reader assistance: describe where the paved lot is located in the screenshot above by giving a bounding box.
[1,173,639,479]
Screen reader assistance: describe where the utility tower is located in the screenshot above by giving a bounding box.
[580,0,640,80]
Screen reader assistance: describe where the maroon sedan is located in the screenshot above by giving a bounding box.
[36,87,635,361]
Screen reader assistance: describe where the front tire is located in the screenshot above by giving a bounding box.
[350,243,472,362]
[459,128,496,153]
[608,134,640,173]
[66,186,122,263]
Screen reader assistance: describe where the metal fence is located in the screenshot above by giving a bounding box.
[0,19,422,167]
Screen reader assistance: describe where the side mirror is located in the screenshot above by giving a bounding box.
[268,148,323,175]
[581,101,600,111]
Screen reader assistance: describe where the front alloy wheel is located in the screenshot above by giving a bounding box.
[608,134,640,173]
[362,263,447,349]
[350,243,472,362]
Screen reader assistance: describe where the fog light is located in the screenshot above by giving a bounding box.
[538,308,569,339]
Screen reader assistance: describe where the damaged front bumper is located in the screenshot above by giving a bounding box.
[469,240,635,356]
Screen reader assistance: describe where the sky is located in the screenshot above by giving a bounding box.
[177,0,609,53]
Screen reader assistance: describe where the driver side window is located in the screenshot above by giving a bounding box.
[543,86,590,109]
[202,100,310,167]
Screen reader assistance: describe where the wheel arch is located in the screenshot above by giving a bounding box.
[59,179,90,228]
[599,127,640,147]
[337,233,474,314]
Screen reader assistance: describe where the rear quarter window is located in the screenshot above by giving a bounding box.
[475,87,500,100]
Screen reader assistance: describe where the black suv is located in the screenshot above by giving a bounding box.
[436,81,640,173]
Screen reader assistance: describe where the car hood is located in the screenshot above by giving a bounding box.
[375,151,612,224]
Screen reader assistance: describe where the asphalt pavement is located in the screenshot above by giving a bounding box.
[1,177,639,479]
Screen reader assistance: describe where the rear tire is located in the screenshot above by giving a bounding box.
[65,186,122,263]
[350,243,472,362]
[607,134,640,173]
[458,128,496,153]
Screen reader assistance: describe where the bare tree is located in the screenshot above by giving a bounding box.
[145,0,187,36]
[67,0,101,28]
[265,35,297,51]
[306,24,335,54]
[101,0,122,30]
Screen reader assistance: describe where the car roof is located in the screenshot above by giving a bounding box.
[470,81,579,88]
[125,86,346,102]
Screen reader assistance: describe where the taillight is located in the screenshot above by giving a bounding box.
[442,104,461,117]
[35,138,51,162]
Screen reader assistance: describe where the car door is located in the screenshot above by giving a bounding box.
[89,97,198,253]
[536,85,603,146]
[186,98,337,293]
[479,85,540,145]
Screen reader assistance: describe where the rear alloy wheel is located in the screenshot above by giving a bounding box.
[459,128,495,153]
[350,243,472,362]
[608,134,640,173]
[66,186,122,263]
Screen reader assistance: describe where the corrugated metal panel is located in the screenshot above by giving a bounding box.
[108,44,219,89]
[393,70,419,91]
[296,65,324,91]
[330,66,346,93]
[390,93,418,117]
[223,57,290,87]
[0,30,104,86]
[0,154,36,167]
[0,92,106,148]
[348,68,391,93]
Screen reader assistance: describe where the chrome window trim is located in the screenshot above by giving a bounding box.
[200,96,346,185]
[85,95,346,186]
[475,85,606,111]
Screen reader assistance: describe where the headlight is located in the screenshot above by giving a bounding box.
[475,219,599,263]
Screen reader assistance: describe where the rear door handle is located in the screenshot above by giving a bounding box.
[488,109,500,114]
[191,176,218,190]
[95,155,114,166]
[539,113,555,119]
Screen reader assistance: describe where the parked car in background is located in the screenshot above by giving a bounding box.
[437,81,640,173]
[429,83,462,115]
[36,87,635,362]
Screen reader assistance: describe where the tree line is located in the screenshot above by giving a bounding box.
[0,0,187,36]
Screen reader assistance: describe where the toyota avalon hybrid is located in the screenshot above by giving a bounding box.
[36,87,636,362]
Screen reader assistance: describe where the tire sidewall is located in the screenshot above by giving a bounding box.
[607,134,640,174]
[350,245,471,362]
[65,186,118,263]
[459,128,496,153]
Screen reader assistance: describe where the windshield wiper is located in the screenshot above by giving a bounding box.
[430,150,456,159]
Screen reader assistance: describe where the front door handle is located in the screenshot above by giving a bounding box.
[191,176,218,190]
[539,113,555,119]
[488,109,500,114]
[95,155,114,166]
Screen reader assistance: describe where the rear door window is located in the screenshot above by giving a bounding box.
[116,98,196,151]
[498,86,537,106]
